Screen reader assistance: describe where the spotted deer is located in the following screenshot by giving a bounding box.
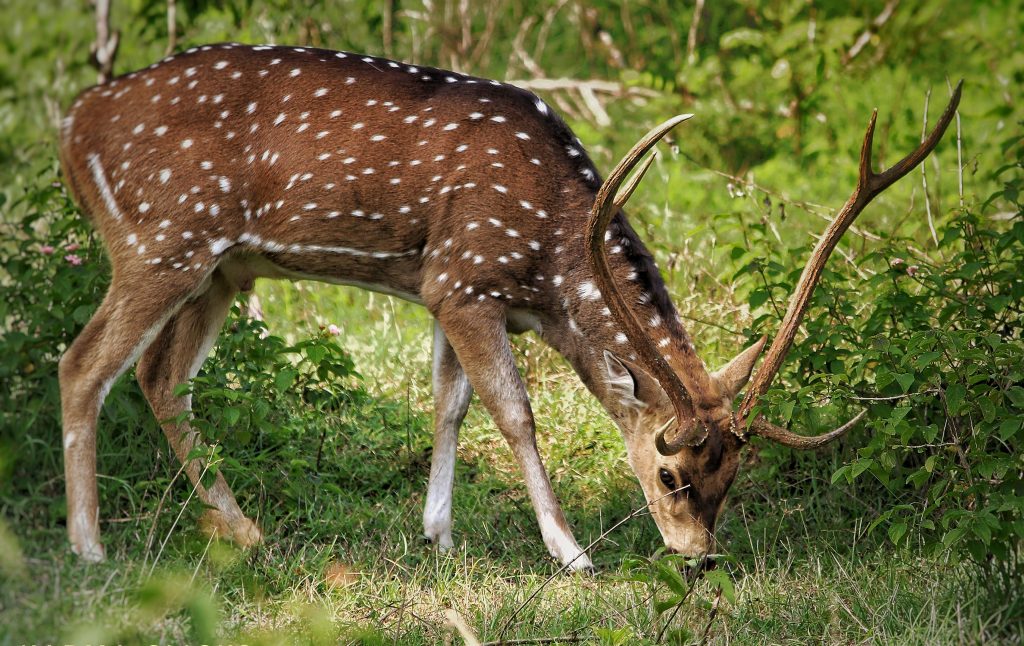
[58,42,962,570]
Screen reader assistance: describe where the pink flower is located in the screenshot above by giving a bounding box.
[891,257,905,267]
[65,243,80,252]
[907,265,919,277]
[327,324,341,336]
[39,245,55,255]
[64,254,83,266]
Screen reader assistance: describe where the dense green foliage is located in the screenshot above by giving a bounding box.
[1,0,1022,642]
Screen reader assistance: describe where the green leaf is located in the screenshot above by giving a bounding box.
[945,384,967,415]
[655,561,688,596]
[890,406,912,422]
[978,396,996,422]
[72,304,93,324]
[895,373,915,393]
[914,351,943,370]
[831,465,850,485]
[1007,386,1024,409]
[306,343,327,366]
[703,569,736,604]
[275,368,298,393]
[888,521,907,545]
[778,400,795,425]
[654,595,682,615]
[748,289,770,309]
[223,407,242,426]
[972,521,992,545]
[998,418,1021,441]
[850,458,873,479]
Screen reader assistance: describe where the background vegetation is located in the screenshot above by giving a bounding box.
[1,0,1021,643]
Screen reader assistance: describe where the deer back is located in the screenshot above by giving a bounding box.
[60,43,605,306]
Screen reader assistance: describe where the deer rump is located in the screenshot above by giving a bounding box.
[58,42,961,571]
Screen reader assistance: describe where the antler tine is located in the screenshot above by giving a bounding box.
[585,114,703,450]
[749,409,868,450]
[738,82,963,446]
[873,80,963,190]
[614,150,658,209]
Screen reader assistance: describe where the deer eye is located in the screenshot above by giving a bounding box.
[658,468,675,490]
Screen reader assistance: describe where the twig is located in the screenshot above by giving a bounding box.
[467,1,502,71]
[655,558,707,643]
[382,0,395,58]
[165,0,177,56]
[686,0,705,64]
[698,587,724,645]
[578,85,611,127]
[532,1,569,67]
[510,16,544,79]
[507,77,658,97]
[679,152,833,218]
[677,312,743,338]
[498,487,686,639]
[506,78,656,128]
[920,88,938,246]
[848,388,938,401]
[142,454,189,570]
[147,456,213,578]
[89,0,119,83]
[842,0,899,65]
[482,637,585,646]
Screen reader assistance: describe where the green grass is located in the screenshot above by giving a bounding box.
[2,302,1020,644]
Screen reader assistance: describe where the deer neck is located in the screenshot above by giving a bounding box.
[540,208,689,418]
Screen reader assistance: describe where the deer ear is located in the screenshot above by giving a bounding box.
[603,351,659,410]
[712,336,767,398]
[603,351,639,407]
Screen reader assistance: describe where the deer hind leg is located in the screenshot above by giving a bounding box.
[60,277,197,562]
[423,321,474,550]
[135,269,261,549]
[434,301,593,572]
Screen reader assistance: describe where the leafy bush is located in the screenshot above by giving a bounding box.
[744,130,1024,564]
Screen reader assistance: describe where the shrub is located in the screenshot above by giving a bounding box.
[748,130,1024,563]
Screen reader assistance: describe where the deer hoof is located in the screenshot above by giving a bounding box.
[563,552,595,574]
[424,531,454,552]
[72,540,106,563]
[199,509,263,548]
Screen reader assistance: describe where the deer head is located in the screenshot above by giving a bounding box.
[587,85,962,557]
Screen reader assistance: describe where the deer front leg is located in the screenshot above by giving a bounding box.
[435,302,593,572]
[136,270,261,549]
[423,321,474,550]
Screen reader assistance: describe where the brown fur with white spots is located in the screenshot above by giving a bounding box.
[59,43,962,570]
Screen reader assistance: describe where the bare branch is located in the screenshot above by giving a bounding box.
[165,0,177,57]
[843,0,900,65]
[687,0,705,64]
[921,88,938,246]
[89,0,119,83]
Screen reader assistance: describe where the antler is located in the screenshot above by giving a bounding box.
[585,114,712,447]
[737,81,964,448]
